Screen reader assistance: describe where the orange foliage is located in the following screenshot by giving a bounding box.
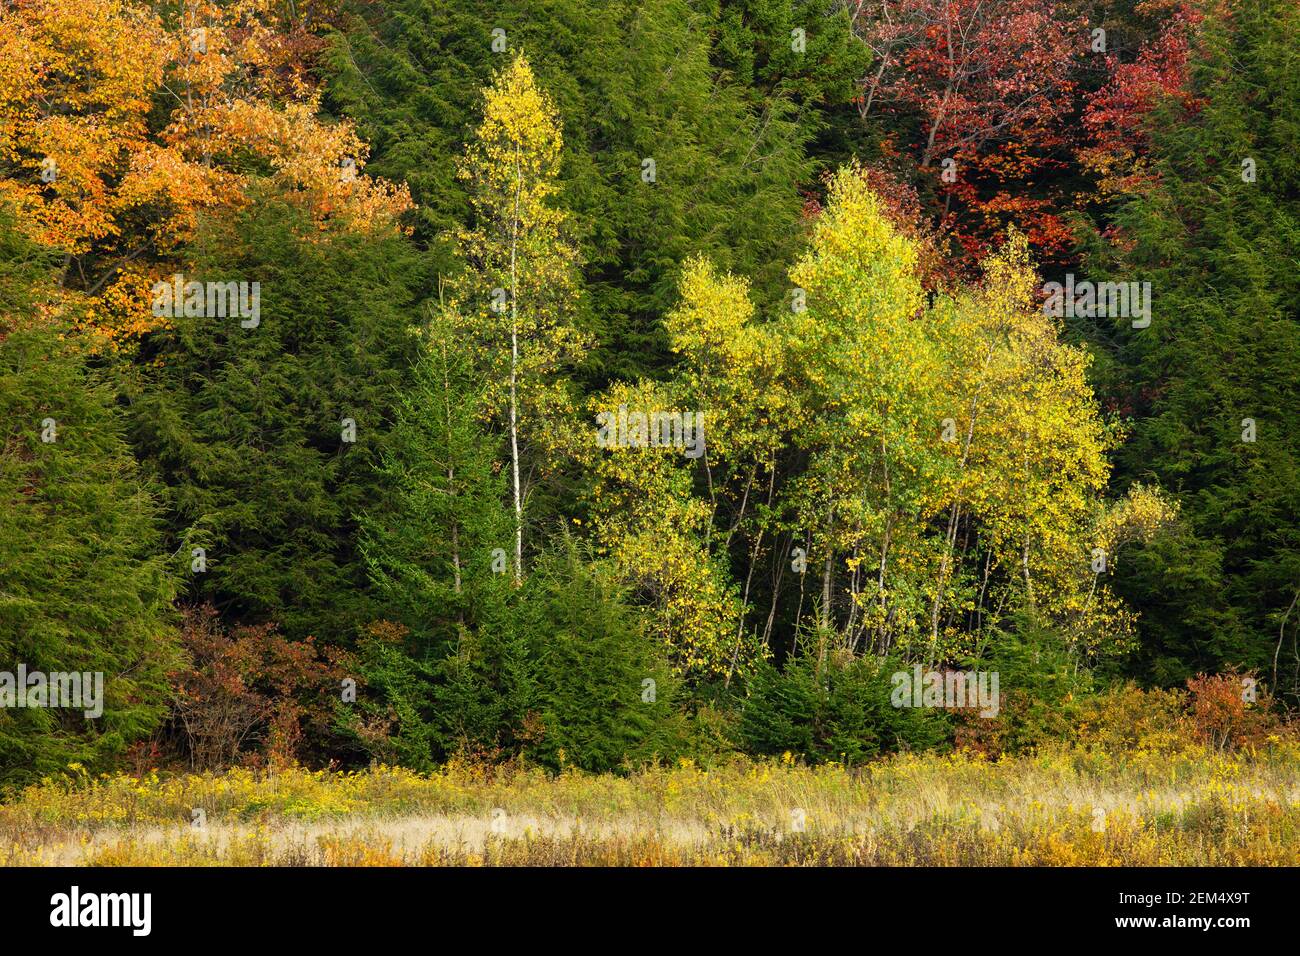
[1186,670,1284,753]
[0,0,412,350]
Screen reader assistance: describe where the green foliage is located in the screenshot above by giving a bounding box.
[1107,519,1248,687]
[739,641,952,764]
[975,614,1093,753]
[2,0,1295,785]
[342,627,441,771]
[517,542,685,771]
[345,540,682,772]
[130,195,422,643]
[1101,0,1300,700]
[324,0,814,382]
[343,602,541,770]
[429,605,542,764]
[359,313,511,653]
[713,0,872,167]
[0,203,55,327]
[0,327,177,785]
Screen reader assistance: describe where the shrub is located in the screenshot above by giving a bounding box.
[334,620,442,772]
[1186,670,1285,752]
[960,615,1093,756]
[168,605,353,769]
[1071,683,1193,754]
[341,541,685,773]
[738,639,951,764]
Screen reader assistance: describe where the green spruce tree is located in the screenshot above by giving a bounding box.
[0,207,177,786]
[130,194,423,643]
[1102,0,1300,698]
[324,0,814,383]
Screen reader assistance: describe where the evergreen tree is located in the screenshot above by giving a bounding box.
[1101,0,1300,698]
[130,194,423,643]
[0,208,177,785]
[738,642,951,764]
[517,541,683,771]
[712,0,871,168]
[346,540,682,772]
[359,310,512,652]
[324,0,814,383]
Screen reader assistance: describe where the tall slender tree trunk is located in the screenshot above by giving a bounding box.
[438,335,463,598]
[1021,535,1035,607]
[509,154,523,586]
[1274,586,1300,694]
[821,553,833,630]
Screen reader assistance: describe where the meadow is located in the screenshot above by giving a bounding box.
[5,743,1299,867]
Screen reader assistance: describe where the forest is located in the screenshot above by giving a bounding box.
[0,0,1298,867]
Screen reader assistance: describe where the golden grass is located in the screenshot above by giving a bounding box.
[4,742,1299,865]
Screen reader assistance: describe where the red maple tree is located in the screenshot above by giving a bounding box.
[854,0,1088,264]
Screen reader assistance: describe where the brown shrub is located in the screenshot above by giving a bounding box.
[168,604,355,770]
[1186,669,1285,752]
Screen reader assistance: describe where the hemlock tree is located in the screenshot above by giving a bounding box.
[359,311,512,652]
[1101,0,1300,697]
[324,0,814,382]
[515,541,683,772]
[713,0,871,167]
[0,208,177,784]
[130,194,422,642]
[451,53,588,585]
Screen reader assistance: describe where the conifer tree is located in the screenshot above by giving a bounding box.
[0,207,177,785]
[1101,0,1300,696]
[359,309,511,651]
[130,194,421,642]
[324,0,813,381]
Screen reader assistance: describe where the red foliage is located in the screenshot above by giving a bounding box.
[855,0,1087,264]
[169,605,356,770]
[1186,669,1283,753]
[1080,3,1204,196]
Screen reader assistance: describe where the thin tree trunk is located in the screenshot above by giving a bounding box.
[793,529,811,657]
[726,466,776,688]
[438,335,463,598]
[975,547,992,634]
[1021,535,1034,607]
[762,534,787,648]
[1274,587,1300,694]
[508,152,523,586]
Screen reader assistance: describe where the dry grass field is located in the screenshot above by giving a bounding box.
[4,742,1299,866]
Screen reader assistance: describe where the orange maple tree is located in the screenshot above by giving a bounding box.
[0,0,412,348]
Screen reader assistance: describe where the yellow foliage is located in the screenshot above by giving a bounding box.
[4,744,1299,866]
